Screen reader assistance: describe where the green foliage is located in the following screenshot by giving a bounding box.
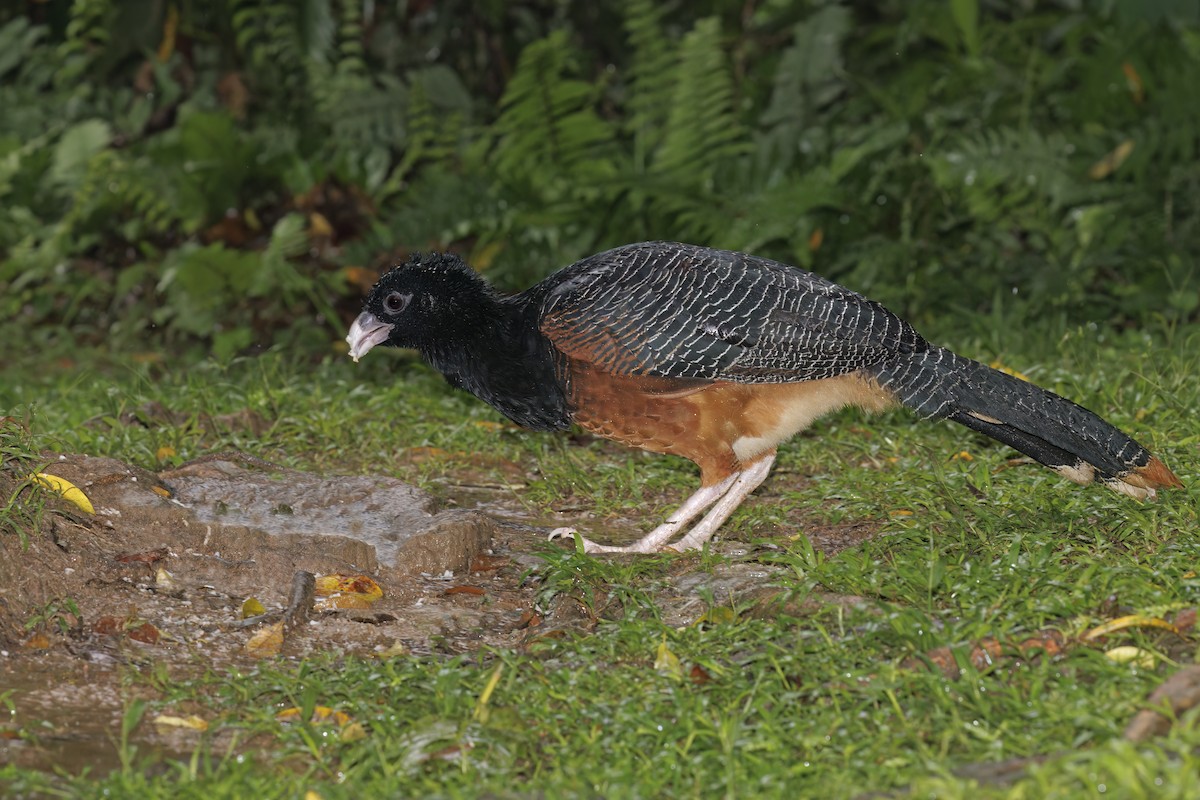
[1,1,1198,355]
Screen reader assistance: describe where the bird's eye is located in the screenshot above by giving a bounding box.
[383,291,412,315]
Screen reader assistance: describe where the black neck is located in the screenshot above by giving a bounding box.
[420,295,570,432]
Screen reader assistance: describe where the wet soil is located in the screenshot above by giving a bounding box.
[0,451,877,777]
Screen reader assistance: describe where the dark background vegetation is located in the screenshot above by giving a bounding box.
[1,0,1198,363]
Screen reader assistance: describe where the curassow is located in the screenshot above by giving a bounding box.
[346,241,1181,554]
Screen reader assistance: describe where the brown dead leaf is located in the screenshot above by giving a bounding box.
[469,553,511,573]
[217,72,250,119]
[444,585,486,597]
[127,622,162,644]
[516,610,542,629]
[21,633,51,651]
[808,227,824,252]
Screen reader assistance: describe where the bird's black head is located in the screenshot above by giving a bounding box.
[345,252,494,362]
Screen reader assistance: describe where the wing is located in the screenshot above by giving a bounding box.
[536,242,927,384]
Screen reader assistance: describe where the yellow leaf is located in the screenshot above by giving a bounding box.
[1084,614,1179,641]
[241,597,266,618]
[1088,139,1135,180]
[156,446,176,462]
[693,607,737,627]
[951,450,974,461]
[155,567,176,590]
[377,640,408,658]
[1122,61,1145,104]
[151,485,172,498]
[153,714,209,731]
[655,639,684,681]
[277,706,352,726]
[309,212,334,238]
[245,621,284,657]
[1105,646,1156,668]
[156,5,179,62]
[340,722,368,742]
[314,594,375,610]
[31,473,94,514]
[314,574,383,609]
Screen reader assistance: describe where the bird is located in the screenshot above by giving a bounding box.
[345,241,1181,554]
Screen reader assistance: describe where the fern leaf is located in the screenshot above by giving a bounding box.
[490,29,616,187]
[653,17,747,181]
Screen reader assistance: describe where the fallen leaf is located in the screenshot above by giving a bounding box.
[155,567,176,591]
[309,212,334,239]
[340,722,368,742]
[516,610,542,629]
[1105,646,1157,668]
[277,706,353,727]
[22,633,51,650]
[153,714,208,731]
[1088,139,1135,180]
[315,574,383,601]
[313,574,383,610]
[1122,61,1145,104]
[469,553,511,573]
[690,664,713,685]
[245,621,284,657]
[241,597,266,618]
[377,640,408,658]
[127,622,162,644]
[156,446,176,462]
[1083,614,1179,641]
[444,585,486,597]
[808,227,824,252]
[314,594,375,611]
[655,639,684,681]
[30,473,94,514]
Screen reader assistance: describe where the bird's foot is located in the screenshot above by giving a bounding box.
[547,527,663,554]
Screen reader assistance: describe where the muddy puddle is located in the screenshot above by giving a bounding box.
[0,451,877,778]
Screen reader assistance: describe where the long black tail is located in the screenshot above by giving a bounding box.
[869,346,1181,497]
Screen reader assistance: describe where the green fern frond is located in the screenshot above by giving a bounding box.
[760,5,852,169]
[929,128,1095,223]
[623,0,675,165]
[490,29,617,188]
[653,17,747,181]
[56,0,112,85]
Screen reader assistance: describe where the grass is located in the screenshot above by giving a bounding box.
[0,315,1198,798]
